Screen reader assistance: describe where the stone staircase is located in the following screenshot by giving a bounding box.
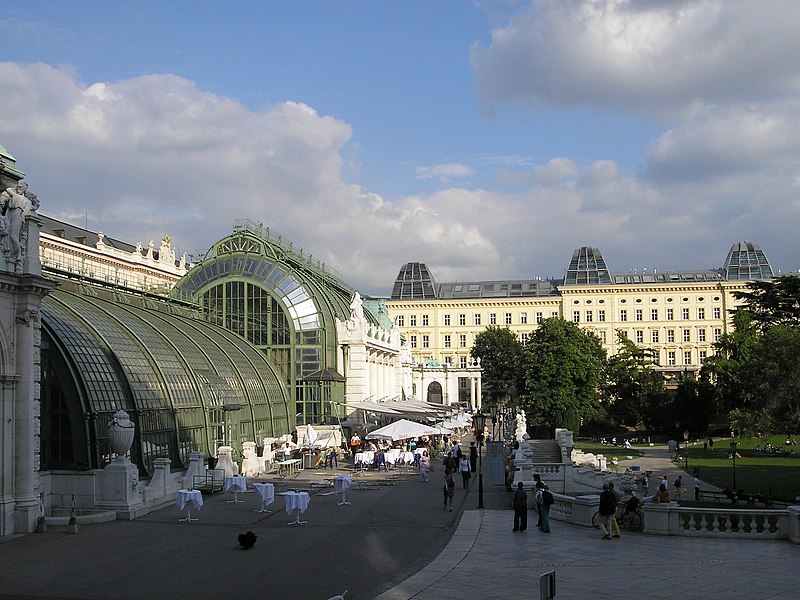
[529,439,562,463]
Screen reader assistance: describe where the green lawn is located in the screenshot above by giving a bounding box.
[680,435,800,501]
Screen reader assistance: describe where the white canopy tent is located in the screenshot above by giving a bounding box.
[364,419,441,441]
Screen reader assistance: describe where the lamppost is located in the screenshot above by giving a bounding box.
[473,409,488,509]
[730,440,738,490]
[683,430,689,470]
[490,404,498,442]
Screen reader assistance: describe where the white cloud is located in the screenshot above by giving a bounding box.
[0,62,512,294]
[1,57,799,301]
[414,162,475,182]
[471,0,800,116]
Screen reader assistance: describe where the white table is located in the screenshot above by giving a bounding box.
[283,491,310,525]
[385,449,401,466]
[333,476,352,506]
[177,489,203,523]
[225,475,247,503]
[253,482,275,513]
[354,451,375,470]
[276,458,302,478]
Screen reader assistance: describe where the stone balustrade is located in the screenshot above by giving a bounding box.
[643,502,795,540]
[540,491,800,543]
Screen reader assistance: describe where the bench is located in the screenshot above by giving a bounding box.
[698,489,737,503]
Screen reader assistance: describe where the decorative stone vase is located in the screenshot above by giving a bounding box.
[107,410,136,457]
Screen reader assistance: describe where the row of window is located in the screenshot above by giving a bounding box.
[618,328,723,344]
[416,347,711,369]
[399,311,560,328]
[585,307,721,323]
[398,305,723,328]
[410,327,723,350]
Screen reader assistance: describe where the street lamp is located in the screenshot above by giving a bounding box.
[730,441,738,490]
[683,430,689,470]
[488,403,498,442]
[473,410,488,509]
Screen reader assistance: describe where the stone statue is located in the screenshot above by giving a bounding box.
[349,292,365,321]
[1,182,34,274]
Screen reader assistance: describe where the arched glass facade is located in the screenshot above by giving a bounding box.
[171,223,371,425]
[39,279,289,476]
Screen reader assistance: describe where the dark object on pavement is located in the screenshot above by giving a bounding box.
[238,530,257,549]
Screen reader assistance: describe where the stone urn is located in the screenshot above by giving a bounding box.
[107,410,136,458]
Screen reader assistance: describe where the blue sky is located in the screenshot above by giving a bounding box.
[1,1,799,294]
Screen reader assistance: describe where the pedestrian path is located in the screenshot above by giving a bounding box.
[377,506,799,600]
[376,443,800,600]
[616,444,724,497]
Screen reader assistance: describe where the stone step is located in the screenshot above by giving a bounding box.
[528,440,562,463]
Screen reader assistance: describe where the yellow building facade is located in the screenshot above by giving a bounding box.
[386,243,775,384]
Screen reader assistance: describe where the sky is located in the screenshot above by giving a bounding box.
[1,0,799,296]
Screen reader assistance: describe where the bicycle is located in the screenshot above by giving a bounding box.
[592,497,643,532]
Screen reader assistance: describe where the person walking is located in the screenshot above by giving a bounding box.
[443,451,456,475]
[535,481,552,533]
[608,481,621,538]
[469,442,478,473]
[442,471,455,511]
[512,482,527,531]
[533,474,547,529]
[694,477,701,500]
[419,450,432,483]
[598,483,617,539]
[459,455,471,489]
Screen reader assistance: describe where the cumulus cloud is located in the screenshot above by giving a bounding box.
[0,62,509,294]
[471,0,800,116]
[1,48,799,301]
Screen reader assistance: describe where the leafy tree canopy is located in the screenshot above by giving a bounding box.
[471,325,523,404]
[734,275,800,330]
[519,318,606,435]
[602,332,664,428]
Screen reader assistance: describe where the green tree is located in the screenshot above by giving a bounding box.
[745,325,800,433]
[733,275,800,330]
[519,318,606,436]
[471,325,523,405]
[701,309,759,416]
[602,332,665,427]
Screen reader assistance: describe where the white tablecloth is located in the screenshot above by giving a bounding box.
[401,451,415,464]
[357,451,375,465]
[333,476,352,493]
[385,449,402,464]
[176,489,203,511]
[283,491,310,515]
[225,475,247,493]
[253,482,275,507]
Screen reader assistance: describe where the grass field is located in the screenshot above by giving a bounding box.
[576,435,800,501]
[680,435,800,501]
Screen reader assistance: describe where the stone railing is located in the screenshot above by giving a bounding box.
[643,503,799,541]
[543,493,800,544]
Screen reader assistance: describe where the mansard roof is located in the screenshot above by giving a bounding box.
[390,241,776,299]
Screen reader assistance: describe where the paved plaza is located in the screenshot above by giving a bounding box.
[1,448,798,600]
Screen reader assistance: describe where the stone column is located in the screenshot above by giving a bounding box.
[1,376,19,536]
[13,305,40,534]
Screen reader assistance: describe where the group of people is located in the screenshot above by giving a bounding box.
[512,474,552,533]
[440,441,479,510]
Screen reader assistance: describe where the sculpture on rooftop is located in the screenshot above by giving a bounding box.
[0,181,38,274]
[349,291,365,321]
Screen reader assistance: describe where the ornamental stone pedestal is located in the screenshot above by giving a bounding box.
[96,411,142,512]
